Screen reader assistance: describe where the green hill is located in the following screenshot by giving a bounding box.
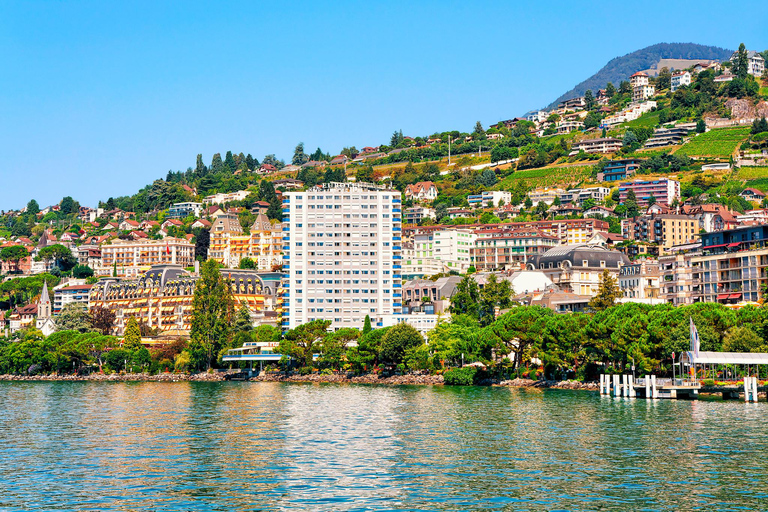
[547,42,733,108]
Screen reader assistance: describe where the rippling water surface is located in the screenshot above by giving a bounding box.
[1,381,767,511]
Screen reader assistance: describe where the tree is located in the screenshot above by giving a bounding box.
[751,117,768,135]
[278,320,330,368]
[588,270,622,311]
[210,153,224,173]
[450,276,481,318]
[238,257,256,269]
[584,89,595,110]
[696,119,706,133]
[189,260,235,370]
[90,307,116,335]
[723,326,764,352]
[583,111,602,129]
[36,244,76,271]
[55,303,93,333]
[60,196,78,215]
[0,245,29,273]
[356,166,374,184]
[363,315,372,335]
[734,43,749,79]
[232,303,253,333]
[72,264,94,279]
[605,82,616,97]
[619,80,631,95]
[623,130,639,150]
[647,193,657,207]
[195,153,207,176]
[26,199,40,216]
[380,323,424,366]
[656,67,671,90]
[123,317,143,350]
[478,274,512,326]
[390,130,404,147]
[292,142,309,166]
[478,169,497,187]
[473,121,485,135]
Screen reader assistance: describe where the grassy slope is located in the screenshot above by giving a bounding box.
[676,127,751,158]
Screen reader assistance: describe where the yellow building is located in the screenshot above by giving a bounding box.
[208,213,282,270]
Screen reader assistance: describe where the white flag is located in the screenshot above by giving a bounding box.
[690,317,700,358]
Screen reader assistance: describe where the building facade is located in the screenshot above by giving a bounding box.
[282,182,403,330]
[473,228,559,270]
[90,266,281,335]
[619,178,681,207]
[598,159,643,182]
[208,213,283,271]
[99,238,195,278]
[526,244,630,296]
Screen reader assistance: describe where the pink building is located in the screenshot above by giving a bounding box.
[619,178,681,207]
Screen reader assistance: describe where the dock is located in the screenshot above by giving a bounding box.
[599,374,761,402]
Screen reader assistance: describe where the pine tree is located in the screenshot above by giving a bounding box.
[211,153,223,173]
[363,315,372,335]
[123,317,143,350]
[588,270,622,311]
[189,260,235,370]
[195,154,207,176]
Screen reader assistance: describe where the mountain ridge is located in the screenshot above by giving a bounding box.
[545,42,733,109]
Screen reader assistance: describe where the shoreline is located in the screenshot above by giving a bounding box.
[0,372,598,389]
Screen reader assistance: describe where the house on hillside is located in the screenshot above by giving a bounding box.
[730,50,765,77]
[404,181,438,203]
[670,71,692,92]
[740,188,766,203]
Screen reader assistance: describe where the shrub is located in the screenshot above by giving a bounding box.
[298,366,313,375]
[443,366,478,386]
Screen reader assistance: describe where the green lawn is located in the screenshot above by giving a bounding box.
[624,111,660,129]
[676,127,751,158]
[760,86,768,97]
[735,166,768,180]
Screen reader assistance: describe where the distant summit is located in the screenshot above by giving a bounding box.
[546,42,733,109]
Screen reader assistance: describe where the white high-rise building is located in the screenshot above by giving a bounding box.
[282,182,403,330]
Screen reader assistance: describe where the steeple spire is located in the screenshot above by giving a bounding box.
[38,280,51,320]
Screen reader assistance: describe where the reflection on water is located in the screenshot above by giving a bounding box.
[1,381,767,511]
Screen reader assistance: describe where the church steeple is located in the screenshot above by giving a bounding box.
[38,280,51,320]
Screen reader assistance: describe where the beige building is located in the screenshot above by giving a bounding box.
[208,213,282,270]
[526,244,630,296]
[659,252,696,305]
[653,215,700,255]
[99,237,195,278]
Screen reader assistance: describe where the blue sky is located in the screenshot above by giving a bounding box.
[0,0,765,210]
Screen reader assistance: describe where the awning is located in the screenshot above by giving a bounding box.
[728,293,742,299]
[727,243,740,248]
[717,293,729,300]
[681,350,768,365]
[703,244,728,249]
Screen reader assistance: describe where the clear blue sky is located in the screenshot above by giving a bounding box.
[0,1,765,210]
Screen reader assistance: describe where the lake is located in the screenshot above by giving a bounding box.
[1,381,766,511]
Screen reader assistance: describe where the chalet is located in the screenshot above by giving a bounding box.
[330,155,349,166]
[584,205,617,218]
[119,219,140,231]
[191,219,211,230]
[740,188,766,202]
[182,184,197,195]
[258,163,277,175]
[404,181,438,203]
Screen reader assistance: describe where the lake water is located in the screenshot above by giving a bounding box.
[1,381,767,511]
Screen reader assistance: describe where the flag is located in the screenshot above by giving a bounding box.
[690,317,700,359]
[166,242,170,255]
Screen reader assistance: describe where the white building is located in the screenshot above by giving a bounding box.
[203,190,251,206]
[529,188,565,206]
[730,50,766,77]
[670,71,691,92]
[467,190,512,209]
[282,182,403,330]
[404,228,477,277]
[167,202,203,219]
[559,187,610,206]
[380,312,446,337]
[601,101,656,127]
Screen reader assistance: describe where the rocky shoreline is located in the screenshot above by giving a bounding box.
[0,372,598,390]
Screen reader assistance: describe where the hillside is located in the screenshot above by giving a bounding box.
[547,42,733,108]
